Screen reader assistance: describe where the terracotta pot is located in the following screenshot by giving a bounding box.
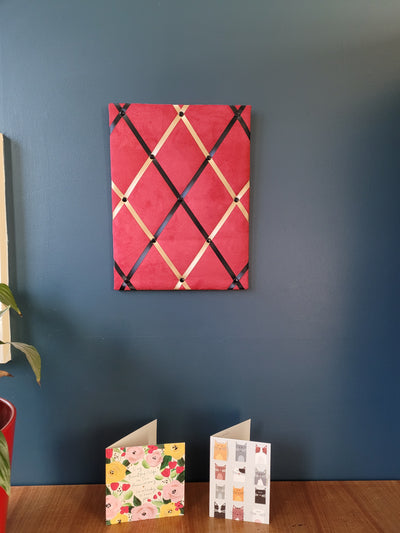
[0,398,16,533]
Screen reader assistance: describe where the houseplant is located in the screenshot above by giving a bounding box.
[0,282,41,528]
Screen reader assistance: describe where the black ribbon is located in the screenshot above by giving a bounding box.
[110,103,130,134]
[229,105,251,139]
[114,261,136,291]
[228,263,249,290]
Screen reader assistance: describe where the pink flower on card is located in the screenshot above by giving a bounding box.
[162,480,184,503]
[105,495,121,520]
[146,449,163,467]
[125,446,145,463]
[131,502,158,521]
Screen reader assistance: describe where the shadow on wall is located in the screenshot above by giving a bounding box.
[3,136,25,289]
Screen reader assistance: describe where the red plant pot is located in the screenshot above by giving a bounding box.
[0,398,16,533]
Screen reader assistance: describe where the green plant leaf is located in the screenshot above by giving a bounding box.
[122,460,130,467]
[153,500,164,507]
[0,284,21,315]
[155,475,163,480]
[10,342,41,385]
[0,306,10,319]
[105,486,111,496]
[177,457,185,467]
[124,490,133,500]
[163,498,171,504]
[176,472,185,483]
[170,470,177,478]
[157,484,164,490]
[133,495,141,506]
[142,460,150,469]
[0,431,11,496]
[160,455,172,471]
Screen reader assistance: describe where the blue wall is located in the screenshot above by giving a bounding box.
[1,1,399,484]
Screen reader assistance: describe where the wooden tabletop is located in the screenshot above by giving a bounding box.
[7,481,400,532]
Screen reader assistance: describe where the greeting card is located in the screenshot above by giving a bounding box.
[209,419,271,524]
[105,420,185,525]
[109,103,251,291]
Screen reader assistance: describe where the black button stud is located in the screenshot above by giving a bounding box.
[206,238,211,243]
[151,238,156,243]
[120,109,125,116]
[122,197,127,202]
[177,196,183,203]
[179,111,184,117]
[150,154,155,159]
[234,197,239,203]
[233,277,238,283]
[180,277,185,283]
[206,155,211,161]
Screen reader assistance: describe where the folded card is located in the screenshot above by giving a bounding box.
[209,419,271,524]
[105,420,185,525]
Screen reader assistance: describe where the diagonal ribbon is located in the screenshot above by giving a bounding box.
[228,263,249,290]
[114,261,136,290]
[181,106,250,221]
[229,105,250,139]
[110,103,130,134]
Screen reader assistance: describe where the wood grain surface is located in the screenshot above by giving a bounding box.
[6,481,400,532]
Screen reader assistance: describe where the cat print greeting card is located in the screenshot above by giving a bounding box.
[105,420,185,525]
[209,419,271,524]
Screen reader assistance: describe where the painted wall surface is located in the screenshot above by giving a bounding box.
[0,1,399,484]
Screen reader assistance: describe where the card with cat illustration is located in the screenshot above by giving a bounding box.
[215,464,226,480]
[213,440,228,461]
[209,419,271,524]
[232,505,244,521]
[233,466,246,482]
[214,502,226,518]
[232,486,244,501]
[105,420,185,525]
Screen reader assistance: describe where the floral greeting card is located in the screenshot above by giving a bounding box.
[105,420,185,525]
[209,419,271,524]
